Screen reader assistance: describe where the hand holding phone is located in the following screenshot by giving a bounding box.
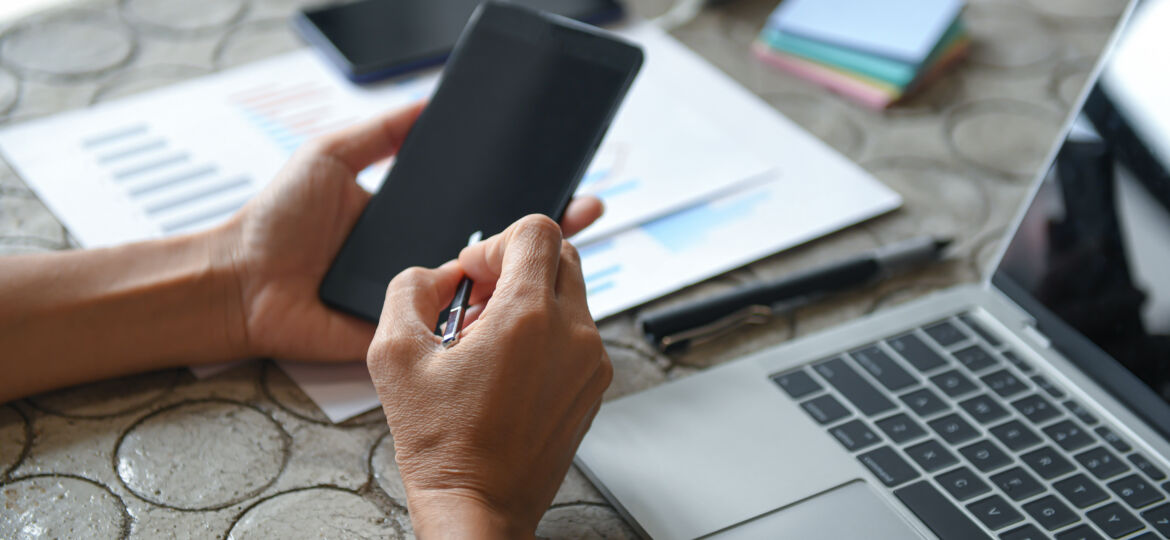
[319,2,643,322]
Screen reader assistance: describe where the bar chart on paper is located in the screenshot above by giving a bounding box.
[0,54,437,247]
[79,123,251,236]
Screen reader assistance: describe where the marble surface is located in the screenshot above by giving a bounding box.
[0,0,1128,537]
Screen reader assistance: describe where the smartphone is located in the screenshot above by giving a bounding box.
[319,1,643,322]
[294,0,625,83]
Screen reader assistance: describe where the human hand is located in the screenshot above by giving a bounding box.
[212,103,603,362]
[368,215,612,538]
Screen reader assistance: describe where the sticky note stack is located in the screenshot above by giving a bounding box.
[754,0,969,110]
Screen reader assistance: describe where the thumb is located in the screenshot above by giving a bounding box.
[374,261,464,359]
[458,214,563,302]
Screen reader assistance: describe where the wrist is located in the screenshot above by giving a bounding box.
[406,488,531,540]
[199,218,253,360]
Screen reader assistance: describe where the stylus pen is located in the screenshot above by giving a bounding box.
[640,236,952,353]
[442,230,484,348]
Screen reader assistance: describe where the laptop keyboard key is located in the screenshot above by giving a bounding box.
[1023,495,1079,530]
[1012,394,1060,424]
[960,440,1012,472]
[924,320,966,348]
[991,467,1044,501]
[1095,427,1131,453]
[1001,524,1046,540]
[800,394,850,425]
[850,346,916,391]
[894,481,991,540]
[813,358,895,416]
[938,466,991,501]
[959,313,1002,347]
[1054,524,1104,540]
[900,387,948,417]
[1031,375,1065,399]
[1044,420,1095,451]
[1054,474,1110,509]
[968,495,1024,530]
[887,333,946,372]
[1074,447,1129,480]
[830,419,881,452]
[955,345,998,373]
[1128,453,1167,481]
[960,394,1010,424]
[771,369,822,399]
[1087,502,1142,538]
[982,369,1026,398]
[1141,503,1170,536]
[1062,400,1098,426]
[932,369,978,398]
[1002,350,1034,374]
[1108,474,1164,509]
[929,413,980,445]
[858,446,919,487]
[905,439,959,473]
[1022,446,1075,479]
[990,420,1043,452]
[875,413,926,444]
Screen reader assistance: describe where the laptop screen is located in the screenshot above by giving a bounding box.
[992,0,1170,438]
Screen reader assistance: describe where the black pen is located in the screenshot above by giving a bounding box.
[640,236,952,352]
[442,230,483,348]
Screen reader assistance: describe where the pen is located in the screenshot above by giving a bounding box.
[639,236,952,352]
[441,230,483,348]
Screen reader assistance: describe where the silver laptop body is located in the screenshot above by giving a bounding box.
[577,1,1170,538]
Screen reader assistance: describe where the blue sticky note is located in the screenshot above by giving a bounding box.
[767,0,964,65]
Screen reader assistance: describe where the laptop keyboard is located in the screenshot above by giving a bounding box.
[770,313,1170,540]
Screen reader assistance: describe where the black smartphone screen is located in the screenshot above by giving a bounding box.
[319,2,642,322]
[296,0,624,82]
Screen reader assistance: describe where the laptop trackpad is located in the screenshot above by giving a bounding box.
[706,481,924,539]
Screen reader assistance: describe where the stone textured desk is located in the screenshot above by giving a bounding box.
[0,0,1128,537]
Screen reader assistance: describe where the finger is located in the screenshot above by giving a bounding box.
[458,214,563,299]
[460,302,485,329]
[378,261,463,346]
[459,196,598,304]
[561,196,604,238]
[313,102,425,174]
[467,280,496,307]
[555,240,589,306]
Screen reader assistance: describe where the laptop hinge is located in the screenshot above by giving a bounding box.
[985,282,1048,346]
[1021,322,1052,350]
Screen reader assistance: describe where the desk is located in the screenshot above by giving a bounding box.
[0,0,1128,536]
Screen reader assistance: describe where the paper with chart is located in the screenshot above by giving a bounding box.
[0,23,900,422]
[0,29,769,249]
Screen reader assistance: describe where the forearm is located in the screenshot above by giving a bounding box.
[0,227,247,403]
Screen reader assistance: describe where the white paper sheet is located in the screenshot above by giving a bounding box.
[0,23,899,423]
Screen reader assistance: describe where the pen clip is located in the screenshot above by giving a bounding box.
[654,294,821,353]
[658,304,774,352]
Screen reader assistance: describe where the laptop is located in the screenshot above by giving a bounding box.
[576,1,1170,538]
